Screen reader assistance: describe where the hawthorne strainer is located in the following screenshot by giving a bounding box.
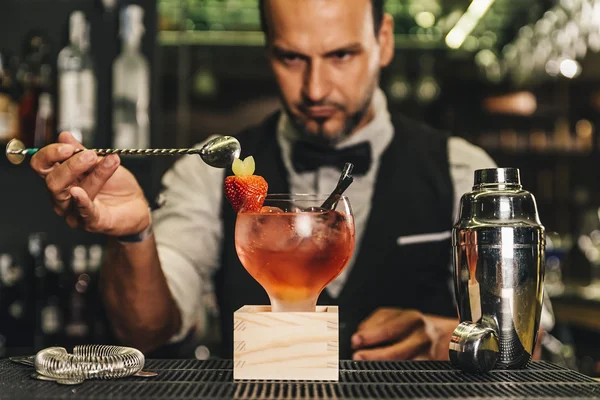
[10,345,157,385]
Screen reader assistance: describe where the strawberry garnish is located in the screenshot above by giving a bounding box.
[224,156,268,213]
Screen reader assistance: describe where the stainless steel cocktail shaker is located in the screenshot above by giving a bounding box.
[449,168,545,373]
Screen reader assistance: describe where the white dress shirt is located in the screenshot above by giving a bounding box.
[152,89,553,343]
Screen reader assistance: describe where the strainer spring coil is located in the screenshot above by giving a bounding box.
[34,345,145,383]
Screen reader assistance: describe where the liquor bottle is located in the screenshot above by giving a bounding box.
[33,93,53,148]
[101,0,117,13]
[0,254,24,292]
[57,11,97,146]
[86,244,106,341]
[40,244,65,346]
[88,244,104,274]
[65,246,90,344]
[18,31,53,148]
[0,253,28,356]
[28,233,47,351]
[80,23,96,146]
[113,5,150,149]
[0,254,23,316]
[0,50,20,144]
[16,50,38,148]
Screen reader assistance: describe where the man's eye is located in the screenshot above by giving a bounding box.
[331,51,353,61]
[281,54,303,65]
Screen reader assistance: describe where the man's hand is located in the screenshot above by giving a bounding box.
[351,308,458,361]
[30,131,150,236]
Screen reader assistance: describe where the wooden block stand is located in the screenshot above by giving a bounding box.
[233,305,339,381]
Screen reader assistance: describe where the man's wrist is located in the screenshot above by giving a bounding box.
[116,209,153,244]
[116,223,153,243]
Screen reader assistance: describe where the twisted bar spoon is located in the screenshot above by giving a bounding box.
[5,135,241,168]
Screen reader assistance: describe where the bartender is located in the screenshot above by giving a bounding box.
[28,0,553,360]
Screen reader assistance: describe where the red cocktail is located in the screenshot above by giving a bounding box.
[235,194,355,312]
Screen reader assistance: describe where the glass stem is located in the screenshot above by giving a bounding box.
[269,296,318,312]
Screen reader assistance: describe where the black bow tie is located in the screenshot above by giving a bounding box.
[291,141,372,175]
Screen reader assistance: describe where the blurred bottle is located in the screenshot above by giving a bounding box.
[577,207,600,287]
[87,244,108,341]
[88,244,103,275]
[101,0,117,13]
[0,253,28,356]
[16,51,38,148]
[17,31,53,148]
[545,232,568,297]
[0,254,25,318]
[113,5,150,149]
[574,119,593,153]
[28,233,47,351]
[57,11,97,147]
[33,93,53,148]
[65,246,90,344]
[40,244,66,346]
[529,129,549,153]
[0,254,24,294]
[0,50,20,144]
[552,117,573,152]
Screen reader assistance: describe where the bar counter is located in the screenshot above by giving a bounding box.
[1,358,599,399]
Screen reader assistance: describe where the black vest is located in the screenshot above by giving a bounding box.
[215,112,456,359]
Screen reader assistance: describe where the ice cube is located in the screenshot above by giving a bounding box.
[311,211,347,250]
[255,214,302,251]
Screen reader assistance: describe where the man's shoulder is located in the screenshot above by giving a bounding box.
[389,113,496,168]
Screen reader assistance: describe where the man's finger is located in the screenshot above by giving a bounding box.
[30,144,78,178]
[45,150,98,203]
[353,329,431,361]
[353,311,424,349]
[70,186,101,230]
[30,132,85,177]
[79,155,120,201]
[356,308,397,331]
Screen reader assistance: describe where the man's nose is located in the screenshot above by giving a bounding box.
[302,60,331,103]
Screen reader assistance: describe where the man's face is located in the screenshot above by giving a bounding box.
[264,0,394,145]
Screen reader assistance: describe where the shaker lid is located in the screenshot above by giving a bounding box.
[455,167,544,232]
[474,168,520,186]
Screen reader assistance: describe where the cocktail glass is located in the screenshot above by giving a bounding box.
[235,194,355,312]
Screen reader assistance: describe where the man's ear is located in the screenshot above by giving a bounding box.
[378,13,395,67]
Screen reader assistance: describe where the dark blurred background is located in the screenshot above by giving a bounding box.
[1,0,600,376]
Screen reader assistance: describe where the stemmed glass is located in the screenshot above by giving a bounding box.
[234,194,355,312]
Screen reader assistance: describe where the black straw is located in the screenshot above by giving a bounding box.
[320,163,354,210]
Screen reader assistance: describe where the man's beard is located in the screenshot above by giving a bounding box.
[282,81,377,147]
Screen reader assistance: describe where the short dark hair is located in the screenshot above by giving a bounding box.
[258,0,385,38]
